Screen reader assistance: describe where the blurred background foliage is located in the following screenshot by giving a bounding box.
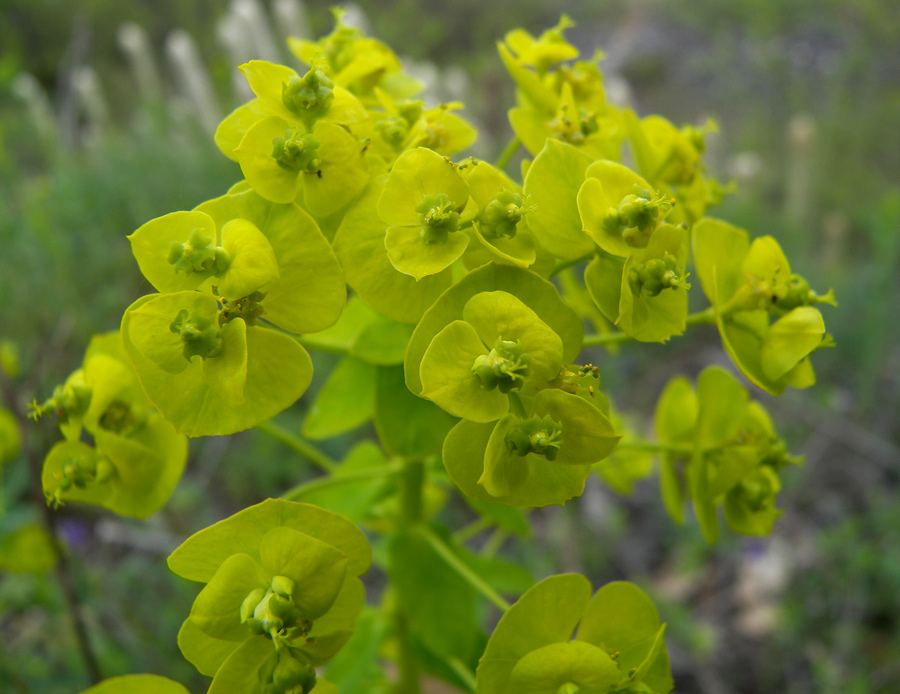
[0,1,898,693]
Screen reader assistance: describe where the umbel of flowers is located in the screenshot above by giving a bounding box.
[24,10,836,694]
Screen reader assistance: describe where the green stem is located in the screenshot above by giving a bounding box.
[582,307,718,348]
[494,135,521,170]
[551,253,593,278]
[255,420,337,473]
[445,656,477,691]
[419,526,511,612]
[582,331,635,347]
[481,528,509,559]
[685,306,717,326]
[507,391,527,418]
[294,334,349,355]
[453,516,493,544]
[399,459,425,525]
[282,462,403,501]
[395,458,426,694]
[616,441,693,456]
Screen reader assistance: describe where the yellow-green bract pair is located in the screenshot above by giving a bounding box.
[655,367,802,543]
[38,333,186,519]
[477,574,673,694]
[169,499,371,694]
[693,220,835,395]
[405,263,620,507]
[122,186,345,437]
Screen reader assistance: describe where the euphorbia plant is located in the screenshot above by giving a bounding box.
[25,10,834,694]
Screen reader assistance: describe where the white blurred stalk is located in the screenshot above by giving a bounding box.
[116,22,163,104]
[271,0,311,42]
[11,73,58,147]
[71,66,109,146]
[165,28,222,134]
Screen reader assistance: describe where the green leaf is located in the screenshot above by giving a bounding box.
[759,307,825,381]
[207,637,275,694]
[388,526,480,662]
[80,675,190,694]
[476,574,592,694]
[289,443,391,524]
[349,314,414,365]
[303,120,370,217]
[167,498,372,582]
[384,224,469,280]
[659,455,685,525]
[302,357,376,440]
[374,365,457,459]
[189,553,268,641]
[481,415,531,496]
[0,523,57,573]
[419,320,509,422]
[333,180,452,323]
[616,224,689,342]
[694,366,748,450]
[177,618,240,676]
[583,253,624,324]
[259,526,349,620]
[215,98,270,161]
[523,140,595,260]
[507,640,619,694]
[202,318,248,406]
[577,582,672,692]
[692,218,749,305]
[405,263,583,395]
[532,389,621,465]
[321,608,391,694]
[654,376,697,445]
[235,116,301,204]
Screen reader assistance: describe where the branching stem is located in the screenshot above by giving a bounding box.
[255,420,337,473]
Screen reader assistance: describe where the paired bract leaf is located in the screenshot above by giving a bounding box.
[477,575,672,694]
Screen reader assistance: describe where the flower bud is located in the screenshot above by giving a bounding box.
[472,339,532,393]
[169,309,224,361]
[505,414,563,460]
[282,68,335,117]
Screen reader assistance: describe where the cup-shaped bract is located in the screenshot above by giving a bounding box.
[195,187,347,335]
[523,139,596,261]
[240,60,368,128]
[39,333,187,519]
[333,178,454,323]
[79,674,190,694]
[652,367,800,543]
[121,292,313,436]
[378,147,473,280]
[419,291,564,422]
[585,224,691,343]
[461,161,537,269]
[578,160,674,257]
[169,499,371,683]
[235,116,370,216]
[405,263,584,397]
[693,218,835,395]
[476,574,673,694]
[287,9,422,107]
[443,388,619,505]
